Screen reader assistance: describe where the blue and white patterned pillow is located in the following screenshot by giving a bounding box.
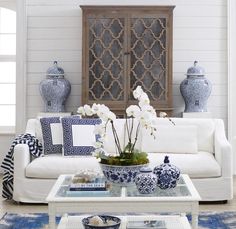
[40,117,63,155]
[61,117,101,156]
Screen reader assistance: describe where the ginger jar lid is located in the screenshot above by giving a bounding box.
[186,61,205,76]
[139,167,152,173]
[46,61,65,77]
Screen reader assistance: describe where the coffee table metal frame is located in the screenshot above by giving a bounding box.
[46,174,201,229]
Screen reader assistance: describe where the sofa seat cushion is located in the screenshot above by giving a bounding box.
[26,155,102,179]
[148,151,221,178]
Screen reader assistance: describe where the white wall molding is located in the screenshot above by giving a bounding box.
[227,0,236,174]
[16,0,27,134]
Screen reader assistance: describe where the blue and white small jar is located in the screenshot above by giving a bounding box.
[135,167,157,194]
[153,156,180,189]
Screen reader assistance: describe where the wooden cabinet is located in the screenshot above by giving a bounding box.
[81,5,174,116]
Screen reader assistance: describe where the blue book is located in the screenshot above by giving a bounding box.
[70,182,106,188]
[69,187,107,191]
[69,181,107,191]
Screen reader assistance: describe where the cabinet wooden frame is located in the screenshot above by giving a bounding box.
[81,5,175,116]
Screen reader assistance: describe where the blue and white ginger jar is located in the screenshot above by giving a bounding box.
[135,167,157,194]
[180,61,212,112]
[153,156,180,189]
[39,61,71,112]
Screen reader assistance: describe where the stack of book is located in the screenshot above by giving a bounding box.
[66,178,110,197]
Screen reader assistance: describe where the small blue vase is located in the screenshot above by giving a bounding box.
[135,167,157,194]
[153,156,180,189]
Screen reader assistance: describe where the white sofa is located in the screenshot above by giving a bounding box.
[13,117,233,203]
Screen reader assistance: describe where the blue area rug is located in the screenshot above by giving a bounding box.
[0,212,236,229]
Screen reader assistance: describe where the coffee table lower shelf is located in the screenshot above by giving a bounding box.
[57,215,191,229]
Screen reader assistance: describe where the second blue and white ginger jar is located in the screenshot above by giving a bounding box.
[153,156,180,189]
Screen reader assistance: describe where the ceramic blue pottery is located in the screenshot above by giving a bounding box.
[180,61,212,112]
[100,163,148,186]
[135,167,157,194]
[153,156,180,189]
[82,215,121,229]
[39,61,71,112]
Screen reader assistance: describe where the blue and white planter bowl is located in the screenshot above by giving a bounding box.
[100,163,148,186]
[153,156,180,189]
[135,167,157,194]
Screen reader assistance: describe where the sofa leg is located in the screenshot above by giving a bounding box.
[200,200,228,204]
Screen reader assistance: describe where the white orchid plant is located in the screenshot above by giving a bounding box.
[77,86,170,165]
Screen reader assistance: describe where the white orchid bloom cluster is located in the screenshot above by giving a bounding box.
[126,86,158,138]
[77,104,116,122]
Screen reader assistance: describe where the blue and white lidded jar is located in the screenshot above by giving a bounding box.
[135,167,158,194]
[153,156,180,189]
[180,61,212,112]
[39,61,71,112]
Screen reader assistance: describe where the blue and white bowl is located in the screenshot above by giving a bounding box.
[82,215,121,229]
[100,163,148,186]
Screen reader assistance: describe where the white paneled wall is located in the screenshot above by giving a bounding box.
[25,0,227,124]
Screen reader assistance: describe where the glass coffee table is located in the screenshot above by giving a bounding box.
[46,174,201,229]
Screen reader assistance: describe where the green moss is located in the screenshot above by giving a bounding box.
[100,151,149,166]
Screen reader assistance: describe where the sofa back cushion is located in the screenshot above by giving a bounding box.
[172,118,215,153]
[142,118,215,153]
[141,125,198,154]
[32,117,215,155]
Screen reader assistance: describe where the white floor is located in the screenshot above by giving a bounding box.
[0,176,236,218]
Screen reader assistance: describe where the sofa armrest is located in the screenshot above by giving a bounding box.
[14,144,31,179]
[214,119,233,177]
[25,119,37,136]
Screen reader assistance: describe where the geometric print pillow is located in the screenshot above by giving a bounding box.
[40,117,63,155]
[61,117,101,156]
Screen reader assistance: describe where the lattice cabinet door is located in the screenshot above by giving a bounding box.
[81,6,174,115]
[81,6,127,113]
[129,10,173,112]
